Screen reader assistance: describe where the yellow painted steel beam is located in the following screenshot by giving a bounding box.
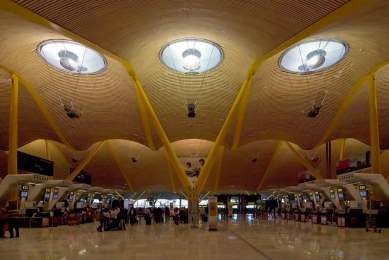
[165,151,176,193]
[199,191,210,202]
[0,1,156,151]
[106,141,135,193]
[8,73,18,175]
[133,190,147,204]
[0,1,136,72]
[114,190,124,200]
[256,141,283,192]
[47,140,72,168]
[231,76,254,150]
[129,77,156,151]
[195,75,252,193]
[340,139,346,160]
[312,61,389,149]
[129,74,192,194]
[180,191,188,200]
[368,75,381,174]
[45,139,50,160]
[128,193,137,200]
[213,146,225,192]
[250,0,372,72]
[0,64,77,150]
[66,141,106,181]
[285,142,323,181]
[230,0,371,150]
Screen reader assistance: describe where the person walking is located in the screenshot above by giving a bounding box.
[96,209,104,232]
[0,208,8,238]
[8,206,19,238]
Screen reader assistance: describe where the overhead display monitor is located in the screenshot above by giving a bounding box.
[52,194,59,199]
[359,190,367,197]
[17,151,54,176]
[70,168,92,184]
[330,194,336,199]
[44,193,50,199]
[20,191,28,197]
[338,193,344,199]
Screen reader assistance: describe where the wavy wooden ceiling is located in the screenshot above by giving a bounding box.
[1,0,389,193]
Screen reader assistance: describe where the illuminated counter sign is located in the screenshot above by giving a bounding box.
[53,189,59,199]
[21,185,29,190]
[337,188,344,199]
[329,189,336,199]
[359,185,367,197]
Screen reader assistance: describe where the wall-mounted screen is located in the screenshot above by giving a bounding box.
[315,195,320,200]
[70,168,92,184]
[21,191,28,197]
[53,194,59,199]
[69,195,74,200]
[330,194,335,199]
[359,191,367,197]
[338,193,344,199]
[17,151,54,176]
[75,196,80,200]
[44,193,50,199]
[309,196,314,200]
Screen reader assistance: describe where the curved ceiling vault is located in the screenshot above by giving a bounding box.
[1,0,389,194]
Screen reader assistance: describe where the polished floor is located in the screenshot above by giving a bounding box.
[0,215,388,260]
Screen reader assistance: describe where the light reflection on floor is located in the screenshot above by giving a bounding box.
[0,215,387,260]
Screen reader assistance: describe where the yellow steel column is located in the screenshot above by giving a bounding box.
[47,140,72,168]
[231,76,254,150]
[195,74,252,193]
[165,151,176,193]
[129,72,191,194]
[285,142,323,180]
[339,139,346,160]
[213,145,225,193]
[133,190,147,204]
[256,141,283,192]
[368,75,381,174]
[8,73,18,175]
[106,141,135,193]
[114,191,124,200]
[66,141,106,181]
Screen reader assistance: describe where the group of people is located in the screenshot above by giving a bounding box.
[96,206,137,232]
[172,207,189,226]
[0,206,20,238]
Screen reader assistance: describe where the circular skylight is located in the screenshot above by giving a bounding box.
[279,38,349,74]
[37,40,107,74]
[159,38,224,74]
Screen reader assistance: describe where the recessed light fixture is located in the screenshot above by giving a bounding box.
[159,38,224,74]
[278,38,349,74]
[37,39,107,74]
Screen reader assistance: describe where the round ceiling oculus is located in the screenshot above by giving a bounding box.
[278,38,349,74]
[159,38,224,74]
[37,40,107,74]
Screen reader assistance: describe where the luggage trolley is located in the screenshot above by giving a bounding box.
[363,189,381,233]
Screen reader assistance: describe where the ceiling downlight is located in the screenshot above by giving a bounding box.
[37,39,107,74]
[159,38,224,74]
[279,38,349,74]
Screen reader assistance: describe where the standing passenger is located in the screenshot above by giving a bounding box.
[8,206,19,238]
[0,208,7,238]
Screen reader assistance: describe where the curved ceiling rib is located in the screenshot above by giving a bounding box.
[0,64,77,151]
[231,0,372,150]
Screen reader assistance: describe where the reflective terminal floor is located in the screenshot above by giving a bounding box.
[0,214,388,260]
